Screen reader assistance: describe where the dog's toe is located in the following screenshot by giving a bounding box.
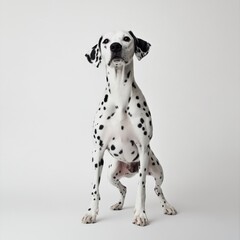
[163,203,177,215]
[132,212,148,226]
[82,213,97,224]
[111,202,123,211]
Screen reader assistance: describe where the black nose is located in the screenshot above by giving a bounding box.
[110,42,122,53]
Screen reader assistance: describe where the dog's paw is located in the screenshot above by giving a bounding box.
[82,213,97,224]
[111,201,123,211]
[163,203,177,215]
[132,211,148,226]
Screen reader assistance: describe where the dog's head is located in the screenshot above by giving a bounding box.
[85,31,151,68]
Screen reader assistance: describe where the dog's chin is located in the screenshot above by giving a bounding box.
[108,57,127,67]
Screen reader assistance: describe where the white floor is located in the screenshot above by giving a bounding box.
[0,177,238,240]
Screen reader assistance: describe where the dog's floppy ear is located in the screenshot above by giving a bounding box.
[85,36,103,68]
[129,31,151,61]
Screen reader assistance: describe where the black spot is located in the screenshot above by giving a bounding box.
[137,103,141,108]
[111,145,115,150]
[140,173,142,177]
[95,163,98,168]
[90,45,97,60]
[146,112,149,117]
[138,123,142,128]
[131,151,135,155]
[128,97,131,103]
[86,53,93,63]
[127,71,131,78]
[121,126,124,130]
[119,150,123,154]
[143,101,147,107]
[103,107,106,110]
[132,82,136,88]
[94,129,97,134]
[133,153,139,161]
[149,121,152,126]
[144,131,147,135]
[88,208,91,211]
[115,106,119,109]
[140,118,144,124]
[114,153,119,157]
[99,125,104,130]
[136,96,139,99]
[99,158,104,166]
[104,94,108,102]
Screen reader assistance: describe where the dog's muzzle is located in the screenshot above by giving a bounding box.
[108,42,126,66]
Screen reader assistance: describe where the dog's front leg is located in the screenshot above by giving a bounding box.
[82,148,105,224]
[133,146,149,226]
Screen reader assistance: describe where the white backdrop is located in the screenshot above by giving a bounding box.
[0,0,239,239]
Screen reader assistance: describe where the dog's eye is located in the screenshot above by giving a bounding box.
[103,39,110,44]
[123,36,131,42]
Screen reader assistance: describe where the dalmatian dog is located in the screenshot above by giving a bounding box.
[82,30,177,226]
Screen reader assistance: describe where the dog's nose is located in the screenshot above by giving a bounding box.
[110,42,122,53]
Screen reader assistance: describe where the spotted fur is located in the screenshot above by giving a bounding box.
[82,31,177,226]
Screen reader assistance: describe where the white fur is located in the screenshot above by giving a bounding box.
[82,31,177,226]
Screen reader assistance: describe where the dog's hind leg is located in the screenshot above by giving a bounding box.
[148,150,177,215]
[107,159,127,210]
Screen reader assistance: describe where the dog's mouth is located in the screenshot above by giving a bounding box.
[108,56,127,66]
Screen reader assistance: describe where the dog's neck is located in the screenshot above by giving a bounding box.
[105,61,135,110]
